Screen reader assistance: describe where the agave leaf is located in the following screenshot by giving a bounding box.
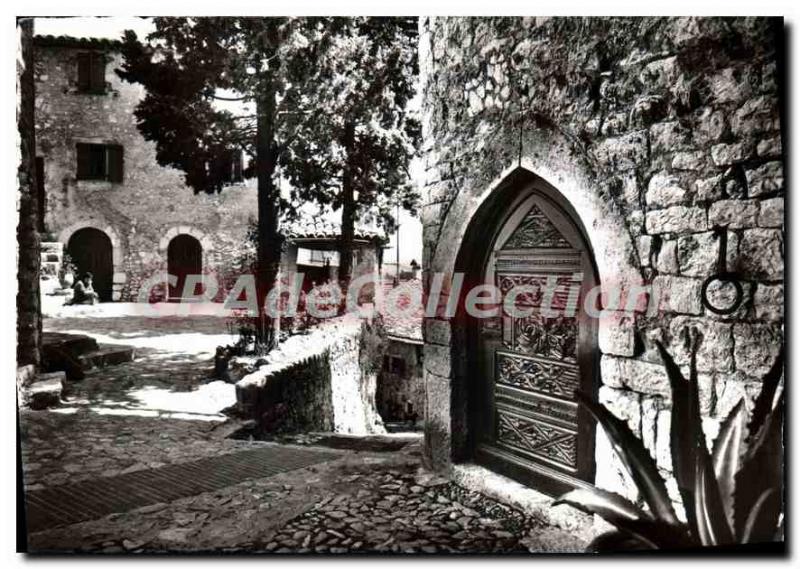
[733,395,784,540]
[746,347,784,443]
[586,530,654,553]
[556,488,694,551]
[655,339,702,538]
[554,487,647,522]
[576,391,679,525]
[694,445,735,546]
[712,399,746,526]
[741,488,781,544]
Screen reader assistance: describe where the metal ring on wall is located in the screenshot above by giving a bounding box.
[701,273,745,315]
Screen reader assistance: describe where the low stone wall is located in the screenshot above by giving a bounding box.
[235,317,386,435]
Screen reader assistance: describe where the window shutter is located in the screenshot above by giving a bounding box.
[77,53,90,91]
[107,145,124,183]
[76,144,90,179]
[90,53,106,93]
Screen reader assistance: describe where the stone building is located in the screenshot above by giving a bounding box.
[378,279,424,429]
[33,35,382,303]
[418,17,784,507]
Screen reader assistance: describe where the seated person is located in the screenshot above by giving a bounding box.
[69,272,100,305]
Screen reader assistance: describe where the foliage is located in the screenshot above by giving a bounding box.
[280,18,420,227]
[555,332,784,552]
[117,18,321,195]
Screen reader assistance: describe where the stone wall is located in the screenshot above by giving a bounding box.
[235,318,386,435]
[419,17,784,506]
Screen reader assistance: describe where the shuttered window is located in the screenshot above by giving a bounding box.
[76,143,124,182]
[77,52,106,93]
[107,145,124,183]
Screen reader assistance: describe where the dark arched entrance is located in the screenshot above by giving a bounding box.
[67,228,113,302]
[460,172,599,497]
[167,234,202,301]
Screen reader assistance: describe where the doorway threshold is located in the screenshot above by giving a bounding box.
[450,463,596,536]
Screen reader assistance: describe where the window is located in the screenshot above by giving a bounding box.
[382,354,407,377]
[76,144,124,182]
[77,52,106,93]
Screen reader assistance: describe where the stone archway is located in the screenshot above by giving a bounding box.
[59,222,124,301]
[422,160,641,493]
[167,234,203,301]
[66,228,114,302]
[159,226,214,301]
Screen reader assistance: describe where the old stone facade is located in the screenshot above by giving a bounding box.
[34,35,381,302]
[419,17,784,507]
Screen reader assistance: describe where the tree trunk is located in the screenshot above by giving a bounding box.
[16,18,41,368]
[337,120,357,299]
[254,83,282,352]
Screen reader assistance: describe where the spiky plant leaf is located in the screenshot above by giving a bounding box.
[741,488,780,544]
[733,395,784,541]
[555,487,647,522]
[576,391,679,525]
[586,530,654,553]
[694,446,735,546]
[655,339,702,539]
[556,488,693,551]
[746,348,784,444]
[712,399,746,526]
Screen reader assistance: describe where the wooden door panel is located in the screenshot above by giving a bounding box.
[474,191,597,495]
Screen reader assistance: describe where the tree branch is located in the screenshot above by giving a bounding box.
[211,94,248,102]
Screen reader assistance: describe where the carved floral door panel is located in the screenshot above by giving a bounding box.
[475,193,597,495]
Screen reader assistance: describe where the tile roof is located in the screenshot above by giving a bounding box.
[283,214,381,242]
[34,34,122,50]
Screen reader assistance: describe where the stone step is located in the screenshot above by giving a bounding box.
[78,345,136,370]
[40,241,63,254]
[40,250,62,264]
[16,365,37,406]
[42,331,99,358]
[28,372,66,410]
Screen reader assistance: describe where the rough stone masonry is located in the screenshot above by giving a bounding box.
[418,17,784,509]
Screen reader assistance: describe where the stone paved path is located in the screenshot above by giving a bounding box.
[21,313,240,490]
[27,443,591,553]
[26,445,337,533]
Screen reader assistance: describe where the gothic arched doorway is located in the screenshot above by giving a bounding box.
[167,234,202,301]
[464,180,600,497]
[67,227,114,302]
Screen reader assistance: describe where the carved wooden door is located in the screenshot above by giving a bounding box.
[474,193,597,496]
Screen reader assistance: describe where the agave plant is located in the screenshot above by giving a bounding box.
[555,334,784,551]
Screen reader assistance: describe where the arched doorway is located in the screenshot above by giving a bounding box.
[67,228,114,302]
[167,234,203,301]
[462,179,599,497]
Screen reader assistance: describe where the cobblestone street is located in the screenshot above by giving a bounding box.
[21,309,590,554]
